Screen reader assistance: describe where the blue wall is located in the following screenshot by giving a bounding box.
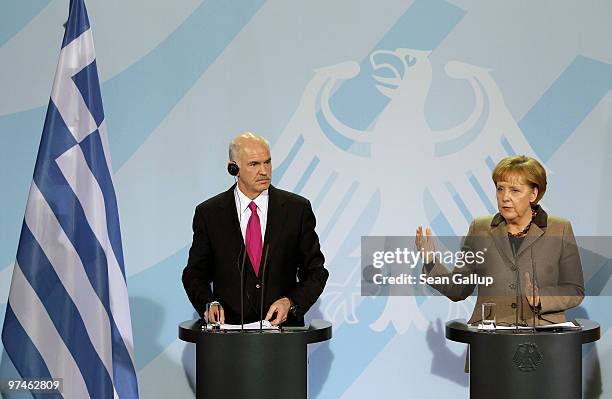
[1,0,612,397]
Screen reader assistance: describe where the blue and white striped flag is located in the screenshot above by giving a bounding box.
[1,0,139,398]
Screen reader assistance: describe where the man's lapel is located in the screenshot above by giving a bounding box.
[262,185,286,266]
[220,184,244,252]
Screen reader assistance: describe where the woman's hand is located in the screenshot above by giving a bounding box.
[416,226,436,264]
[523,271,541,308]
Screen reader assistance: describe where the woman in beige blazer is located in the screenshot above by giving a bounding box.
[416,155,584,327]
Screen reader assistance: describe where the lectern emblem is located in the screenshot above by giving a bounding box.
[513,343,543,372]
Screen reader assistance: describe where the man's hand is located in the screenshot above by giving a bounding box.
[265,297,292,326]
[205,302,225,324]
[523,272,541,308]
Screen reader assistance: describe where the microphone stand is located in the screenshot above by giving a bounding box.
[259,244,270,332]
[239,245,248,332]
[514,265,520,332]
[531,247,537,333]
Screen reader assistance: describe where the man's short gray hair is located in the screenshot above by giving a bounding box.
[228,132,270,163]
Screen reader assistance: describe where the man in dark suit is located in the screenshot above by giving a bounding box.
[182,132,328,326]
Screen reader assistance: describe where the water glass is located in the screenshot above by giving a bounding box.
[481,302,496,329]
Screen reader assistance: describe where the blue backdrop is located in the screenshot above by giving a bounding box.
[1,0,612,397]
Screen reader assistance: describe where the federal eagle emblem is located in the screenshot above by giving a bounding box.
[513,342,543,372]
[272,46,538,332]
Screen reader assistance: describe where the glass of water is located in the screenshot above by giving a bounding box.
[481,302,496,329]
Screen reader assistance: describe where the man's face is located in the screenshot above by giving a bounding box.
[236,139,272,199]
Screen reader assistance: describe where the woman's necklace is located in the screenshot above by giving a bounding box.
[507,208,537,238]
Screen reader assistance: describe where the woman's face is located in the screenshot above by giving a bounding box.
[495,173,538,225]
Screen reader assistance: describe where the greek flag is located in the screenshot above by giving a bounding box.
[1,0,139,398]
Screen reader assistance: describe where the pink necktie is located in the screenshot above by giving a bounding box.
[245,201,262,276]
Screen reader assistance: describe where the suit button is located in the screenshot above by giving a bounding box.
[509,283,516,289]
[511,303,517,309]
[510,265,517,271]
[256,284,261,289]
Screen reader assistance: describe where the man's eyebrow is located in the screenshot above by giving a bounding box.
[248,157,271,164]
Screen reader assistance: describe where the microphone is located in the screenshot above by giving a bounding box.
[233,185,247,331]
[239,245,248,332]
[531,246,537,331]
[514,262,520,331]
[259,244,270,331]
[510,241,526,330]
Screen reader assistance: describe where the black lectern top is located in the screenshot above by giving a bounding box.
[179,319,332,345]
[445,318,600,344]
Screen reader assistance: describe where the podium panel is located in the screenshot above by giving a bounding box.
[446,319,600,399]
[179,319,332,399]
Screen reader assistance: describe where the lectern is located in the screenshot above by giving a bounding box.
[179,319,332,399]
[446,319,600,399]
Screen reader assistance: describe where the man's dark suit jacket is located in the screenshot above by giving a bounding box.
[182,184,328,326]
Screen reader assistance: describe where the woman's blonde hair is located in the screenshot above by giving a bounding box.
[492,155,547,204]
